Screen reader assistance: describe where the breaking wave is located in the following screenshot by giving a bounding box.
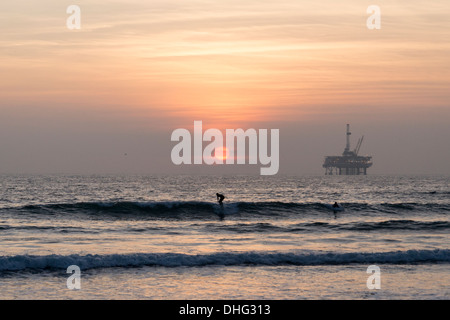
[3,201,450,219]
[1,249,448,272]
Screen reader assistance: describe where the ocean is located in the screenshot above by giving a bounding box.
[0,174,448,300]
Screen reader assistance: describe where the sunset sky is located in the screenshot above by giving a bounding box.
[1,0,449,174]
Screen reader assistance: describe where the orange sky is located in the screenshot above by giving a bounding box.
[1,0,450,174]
[2,1,449,124]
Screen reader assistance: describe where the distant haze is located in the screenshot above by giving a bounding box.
[1,1,449,175]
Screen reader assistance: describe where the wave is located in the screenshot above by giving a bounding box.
[205,220,450,233]
[344,220,450,231]
[12,201,222,219]
[0,225,98,234]
[1,249,448,272]
[2,200,450,219]
[1,219,448,235]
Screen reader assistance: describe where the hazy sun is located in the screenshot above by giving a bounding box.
[214,147,229,161]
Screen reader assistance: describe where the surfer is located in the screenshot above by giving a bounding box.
[332,202,340,208]
[216,193,225,205]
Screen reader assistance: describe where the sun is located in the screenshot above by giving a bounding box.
[214,147,229,162]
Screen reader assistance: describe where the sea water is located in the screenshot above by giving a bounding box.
[0,174,448,299]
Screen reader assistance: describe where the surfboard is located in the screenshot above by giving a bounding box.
[324,204,345,212]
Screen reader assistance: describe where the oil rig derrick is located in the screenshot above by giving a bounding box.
[323,124,373,175]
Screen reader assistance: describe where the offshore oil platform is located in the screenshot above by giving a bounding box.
[323,124,373,175]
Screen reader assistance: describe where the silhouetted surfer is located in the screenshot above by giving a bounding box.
[216,193,225,205]
[330,202,342,218]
